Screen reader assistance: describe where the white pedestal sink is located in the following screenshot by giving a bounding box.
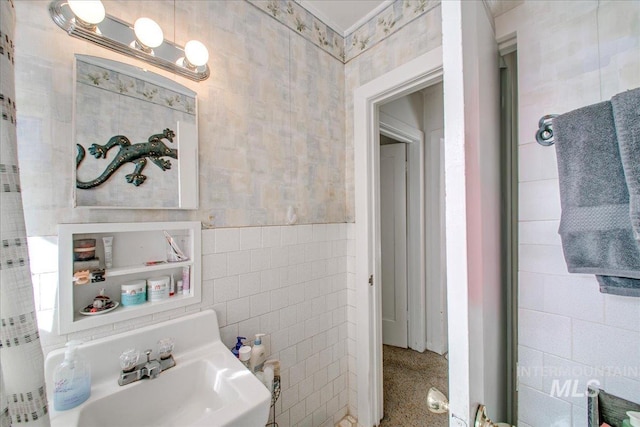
[44,310,271,427]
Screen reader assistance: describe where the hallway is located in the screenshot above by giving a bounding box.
[380,345,449,427]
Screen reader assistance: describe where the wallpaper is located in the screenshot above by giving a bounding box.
[14,0,345,234]
[249,0,441,63]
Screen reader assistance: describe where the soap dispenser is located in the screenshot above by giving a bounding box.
[249,333,266,372]
[232,336,246,358]
[53,340,91,411]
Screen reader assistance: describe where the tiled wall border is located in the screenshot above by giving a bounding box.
[247,0,441,63]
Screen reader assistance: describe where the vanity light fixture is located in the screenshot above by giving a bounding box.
[49,0,210,81]
[133,17,164,53]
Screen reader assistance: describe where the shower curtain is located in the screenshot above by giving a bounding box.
[0,0,50,425]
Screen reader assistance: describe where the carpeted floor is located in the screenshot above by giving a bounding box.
[379,345,449,427]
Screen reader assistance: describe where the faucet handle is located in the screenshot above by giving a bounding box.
[119,349,140,372]
[158,338,174,360]
[145,349,153,362]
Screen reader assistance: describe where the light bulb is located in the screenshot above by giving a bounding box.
[184,40,209,67]
[68,0,105,25]
[134,17,164,49]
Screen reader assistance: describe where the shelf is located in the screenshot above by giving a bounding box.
[105,260,192,278]
[58,221,202,334]
[72,292,194,324]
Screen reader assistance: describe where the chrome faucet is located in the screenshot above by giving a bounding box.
[118,342,175,386]
[142,349,162,379]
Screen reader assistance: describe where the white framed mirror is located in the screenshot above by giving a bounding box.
[73,55,198,209]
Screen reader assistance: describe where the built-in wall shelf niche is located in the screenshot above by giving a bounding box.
[57,221,201,334]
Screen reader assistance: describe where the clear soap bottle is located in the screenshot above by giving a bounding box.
[53,341,91,411]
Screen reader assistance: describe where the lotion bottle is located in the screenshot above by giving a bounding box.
[249,333,266,372]
[53,341,91,411]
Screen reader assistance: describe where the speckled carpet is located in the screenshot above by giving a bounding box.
[379,345,449,427]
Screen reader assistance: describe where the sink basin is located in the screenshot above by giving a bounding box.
[75,354,264,427]
[45,310,270,427]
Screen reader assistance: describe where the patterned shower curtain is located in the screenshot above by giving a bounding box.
[0,0,50,425]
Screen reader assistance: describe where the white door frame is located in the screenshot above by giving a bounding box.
[379,112,426,353]
[354,46,449,426]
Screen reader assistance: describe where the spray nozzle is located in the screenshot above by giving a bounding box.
[232,337,246,357]
[235,336,246,350]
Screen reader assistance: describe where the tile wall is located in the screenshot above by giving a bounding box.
[495,2,640,426]
[32,223,355,427]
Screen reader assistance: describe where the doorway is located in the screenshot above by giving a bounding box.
[353,48,445,426]
[377,86,449,426]
[378,86,448,353]
[355,4,508,419]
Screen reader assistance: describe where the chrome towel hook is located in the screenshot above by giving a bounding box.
[536,114,558,146]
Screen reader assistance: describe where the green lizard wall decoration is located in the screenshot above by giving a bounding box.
[76,128,178,189]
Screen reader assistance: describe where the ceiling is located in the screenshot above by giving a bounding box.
[297,0,524,37]
[298,0,391,36]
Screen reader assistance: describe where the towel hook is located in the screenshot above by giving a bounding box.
[536,114,558,146]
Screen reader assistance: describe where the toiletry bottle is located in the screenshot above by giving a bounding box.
[249,333,266,372]
[264,359,280,377]
[239,345,252,368]
[182,266,190,295]
[232,336,246,358]
[263,365,274,393]
[53,341,91,411]
[102,236,113,269]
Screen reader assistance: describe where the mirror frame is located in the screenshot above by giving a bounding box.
[73,54,199,210]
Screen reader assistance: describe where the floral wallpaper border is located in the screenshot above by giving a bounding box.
[247,0,441,63]
[76,60,196,116]
[344,0,440,62]
[249,0,345,61]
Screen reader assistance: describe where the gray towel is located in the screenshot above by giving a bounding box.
[597,275,640,297]
[612,88,640,240]
[554,100,640,297]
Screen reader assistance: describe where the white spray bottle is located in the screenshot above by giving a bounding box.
[249,333,266,372]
